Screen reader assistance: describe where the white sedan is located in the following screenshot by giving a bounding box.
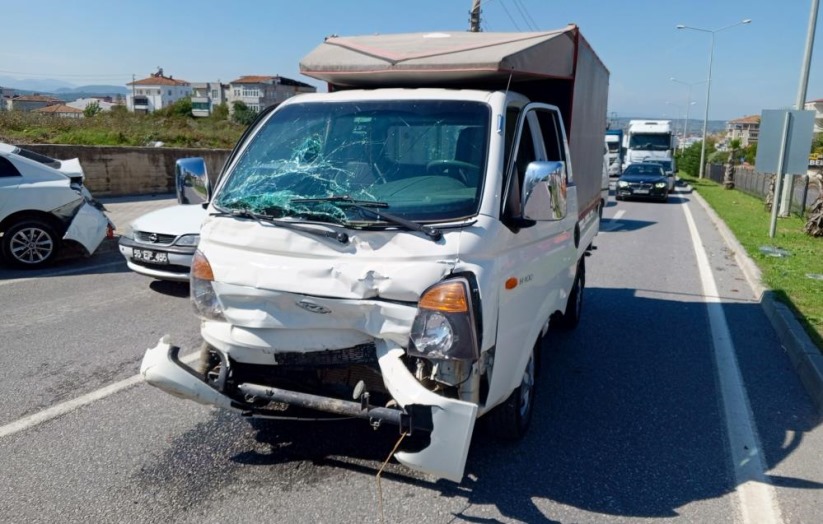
[0,142,112,267]
[118,204,206,282]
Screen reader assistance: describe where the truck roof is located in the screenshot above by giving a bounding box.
[627,120,672,132]
[299,25,608,89]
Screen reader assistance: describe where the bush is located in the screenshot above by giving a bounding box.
[231,101,258,126]
[675,138,717,176]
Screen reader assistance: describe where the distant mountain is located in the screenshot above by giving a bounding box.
[0,75,75,93]
[55,85,129,95]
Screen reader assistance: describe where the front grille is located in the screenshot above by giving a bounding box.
[275,343,377,367]
[131,260,190,273]
[134,231,177,245]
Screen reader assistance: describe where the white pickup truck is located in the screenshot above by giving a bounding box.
[141,25,609,482]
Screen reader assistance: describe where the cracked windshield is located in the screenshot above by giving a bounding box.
[214,100,490,225]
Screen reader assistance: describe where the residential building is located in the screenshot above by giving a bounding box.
[805,98,823,133]
[226,75,316,113]
[191,82,227,117]
[33,104,84,118]
[127,68,192,113]
[5,94,62,112]
[67,98,117,112]
[726,115,760,147]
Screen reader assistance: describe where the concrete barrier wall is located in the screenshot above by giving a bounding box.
[22,144,231,197]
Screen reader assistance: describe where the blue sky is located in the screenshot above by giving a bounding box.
[0,0,820,121]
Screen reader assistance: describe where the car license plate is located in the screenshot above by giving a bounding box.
[634,189,650,195]
[133,249,168,264]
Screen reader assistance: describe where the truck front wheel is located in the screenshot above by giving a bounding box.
[485,347,536,440]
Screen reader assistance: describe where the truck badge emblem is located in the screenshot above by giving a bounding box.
[296,300,331,314]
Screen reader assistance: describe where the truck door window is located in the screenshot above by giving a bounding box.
[535,109,566,164]
[503,111,539,219]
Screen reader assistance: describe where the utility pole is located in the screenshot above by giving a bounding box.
[131,74,135,113]
[469,0,482,32]
[779,0,819,216]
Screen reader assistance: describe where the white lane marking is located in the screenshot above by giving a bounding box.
[682,203,782,524]
[0,352,198,438]
[0,260,124,287]
[600,209,626,232]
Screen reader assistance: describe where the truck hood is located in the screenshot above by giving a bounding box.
[628,151,669,162]
[200,214,460,303]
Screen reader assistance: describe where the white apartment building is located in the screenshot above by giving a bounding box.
[127,69,191,113]
[191,82,227,117]
[726,115,760,147]
[805,98,823,134]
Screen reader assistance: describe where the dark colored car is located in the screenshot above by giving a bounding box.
[615,163,669,202]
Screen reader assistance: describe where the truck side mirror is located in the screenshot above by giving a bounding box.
[521,161,567,221]
[175,157,210,206]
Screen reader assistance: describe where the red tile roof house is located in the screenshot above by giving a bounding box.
[726,115,760,147]
[33,103,84,118]
[5,94,63,112]
[126,68,191,113]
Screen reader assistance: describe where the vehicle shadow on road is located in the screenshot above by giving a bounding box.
[450,286,823,521]
[149,279,190,297]
[135,286,822,522]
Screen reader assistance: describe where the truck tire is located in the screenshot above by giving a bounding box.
[485,347,536,441]
[1,219,60,268]
[558,258,585,330]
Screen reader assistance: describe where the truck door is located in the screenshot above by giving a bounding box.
[486,104,577,407]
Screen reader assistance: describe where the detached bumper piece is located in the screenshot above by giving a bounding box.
[141,337,476,482]
[140,337,430,433]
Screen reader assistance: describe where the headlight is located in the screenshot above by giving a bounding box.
[408,278,478,361]
[175,234,200,247]
[617,180,629,188]
[190,250,225,321]
[655,182,667,188]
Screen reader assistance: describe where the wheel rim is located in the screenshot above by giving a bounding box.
[10,227,54,264]
[519,354,535,418]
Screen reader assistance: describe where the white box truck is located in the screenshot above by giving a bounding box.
[623,119,675,174]
[141,25,609,482]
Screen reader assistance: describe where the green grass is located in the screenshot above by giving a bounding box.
[680,172,823,350]
[0,110,244,149]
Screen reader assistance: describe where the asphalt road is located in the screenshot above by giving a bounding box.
[0,183,821,523]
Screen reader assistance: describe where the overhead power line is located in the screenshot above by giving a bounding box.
[512,0,540,31]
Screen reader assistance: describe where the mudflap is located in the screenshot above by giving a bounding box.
[377,343,478,482]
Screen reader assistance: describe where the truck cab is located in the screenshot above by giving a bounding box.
[141,26,608,482]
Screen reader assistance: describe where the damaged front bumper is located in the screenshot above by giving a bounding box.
[63,201,112,255]
[140,337,477,482]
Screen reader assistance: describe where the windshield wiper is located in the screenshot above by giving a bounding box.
[210,207,349,244]
[292,196,443,242]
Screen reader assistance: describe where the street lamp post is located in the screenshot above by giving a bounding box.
[670,78,705,151]
[677,19,752,178]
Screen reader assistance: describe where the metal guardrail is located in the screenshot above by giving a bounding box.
[706,164,821,215]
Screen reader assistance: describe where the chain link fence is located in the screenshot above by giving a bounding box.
[706,164,821,215]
